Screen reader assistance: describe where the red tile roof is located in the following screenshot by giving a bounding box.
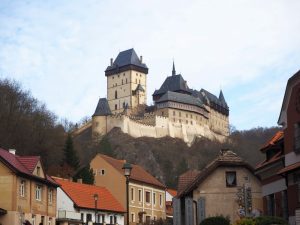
[53,177,125,213]
[0,148,57,186]
[260,131,283,152]
[99,154,165,189]
[277,162,300,175]
[177,170,200,195]
[167,188,177,197]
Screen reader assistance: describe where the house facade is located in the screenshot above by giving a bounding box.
[53,177,125,225]
[277,70,300,225]
[0,148,58,225]
[255,131,288,219]
[173,150,262,225]
[90,154,166,225]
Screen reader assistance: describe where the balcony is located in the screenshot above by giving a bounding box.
[58,210,81,220]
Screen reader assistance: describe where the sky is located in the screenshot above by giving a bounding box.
[0,0,299,130]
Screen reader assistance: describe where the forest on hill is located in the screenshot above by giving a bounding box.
[0,78,280,188]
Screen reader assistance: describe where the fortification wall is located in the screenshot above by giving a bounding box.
[92,114,227,145]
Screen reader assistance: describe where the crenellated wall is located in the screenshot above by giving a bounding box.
[91,114,227,145]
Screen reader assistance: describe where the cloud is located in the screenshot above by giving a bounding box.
[0,0,299,129]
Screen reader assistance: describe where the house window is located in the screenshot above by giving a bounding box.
[35,185,42,201]
[48,188,53,204]
[114,215,117,224]
[146,216,151,223]
[110,216,113,224]
[20,180,25,197]
[226,171,237,187]
[32,215,36,225]
[115,104,117,110]
[37,166,40,176]
[173,111,175,116]
[81,213,84,222]
[153,192,156,205]
[145,191,151,203]
[138,189,142,202]
[115,90,118,99]
[294,122,300,152]
[131,187,135,201]
[159,194,162,206]
[99,169,105,175]
[131,213,135,222]
[86,214,92,222]
[48,217,52,225]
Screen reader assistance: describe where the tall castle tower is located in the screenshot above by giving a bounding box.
[105,48,148,113]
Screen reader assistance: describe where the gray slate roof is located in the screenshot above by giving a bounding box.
[156,91,204,107]
[105,48,148,72]
[93,98,112,116]
[135,84,145,92]
[153,74,191,96]
[198,89,228,109]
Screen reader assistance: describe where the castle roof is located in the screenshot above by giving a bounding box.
[198,89,228,109]
[135,84,145,92]
[153,74,191,97]
[93,98,112,116]
[156,91,204,108]
[105,49,148,76]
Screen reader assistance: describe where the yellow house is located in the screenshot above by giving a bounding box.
[174,150,262,225]
[0,148,58,225]
[90,154,166,225]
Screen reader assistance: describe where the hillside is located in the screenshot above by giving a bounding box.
[74,126,280,188]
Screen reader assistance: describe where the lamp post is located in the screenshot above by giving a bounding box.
[122,162,132,225]
[94,193,98,224]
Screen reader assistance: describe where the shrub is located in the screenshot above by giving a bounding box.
[236,218,255,225]
[254,216,288,225]
[200,216,230,225]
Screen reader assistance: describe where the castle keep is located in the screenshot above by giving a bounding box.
[89,48,229,144]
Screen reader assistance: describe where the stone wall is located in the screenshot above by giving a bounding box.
[91,114,227,145]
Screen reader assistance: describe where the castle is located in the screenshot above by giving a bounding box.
[76,49,229,144]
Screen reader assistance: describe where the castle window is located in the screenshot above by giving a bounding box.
[186,120,188,124]
[135,79,137,83]
[186,113,188,118]
[115,104,117,110]
[191,121,193,125]
[190,114,192,119]
[122,79,123,85]
[179,112,181,117]
[173,111,175,116]
[123,73,125,76]
[126,78,128,83]
[115,90,118,99]
[123,102,125,108]
[112,76,114,79]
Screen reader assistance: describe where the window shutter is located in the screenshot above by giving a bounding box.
[185,197,194,225]
[197,197,206,223]
[173,198,181,225]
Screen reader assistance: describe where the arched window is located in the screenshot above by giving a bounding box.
[115,90,118,99]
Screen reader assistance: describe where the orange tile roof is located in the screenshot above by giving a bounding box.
[53,177,125,213]
[167,188,177,197]
[260,131,283,152]
[177,170,200,196]
[99,154,165,189]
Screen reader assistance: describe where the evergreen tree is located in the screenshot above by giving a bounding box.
[74,165,95,184]
[63,134,80,170]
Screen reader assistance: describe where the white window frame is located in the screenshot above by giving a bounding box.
[131,213,135,222]
[20,180,25,197]
[48,218,52,225]
[48,188,53,204]
[145,191,151,204]
[131,187,135,202]
[153,192,156,205]
[138,189,142,202]
[35,185,42,201]
[159,194,163,207]
[32,215,36,225]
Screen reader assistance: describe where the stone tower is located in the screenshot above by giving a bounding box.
[105,48,148,114]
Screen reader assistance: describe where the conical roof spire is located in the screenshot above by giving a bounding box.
[219,90,227,107]
[172,61,176,76]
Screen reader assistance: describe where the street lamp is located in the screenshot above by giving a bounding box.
[94,193,98,224]
[122,162,132,225]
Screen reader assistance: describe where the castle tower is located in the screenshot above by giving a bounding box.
[105,49,148,113]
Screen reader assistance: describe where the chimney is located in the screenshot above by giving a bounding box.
[110,58,113,66]
[9,149,16,155]
[77,178,82,184]
[140,55,143,63]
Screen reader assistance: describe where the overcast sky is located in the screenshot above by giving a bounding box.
[0,0,299,130]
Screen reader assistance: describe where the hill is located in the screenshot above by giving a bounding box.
[73,126,280,188]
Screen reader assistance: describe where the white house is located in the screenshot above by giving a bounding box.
[53,177,125,225]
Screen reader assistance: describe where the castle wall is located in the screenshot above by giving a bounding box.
[92,114,226,145]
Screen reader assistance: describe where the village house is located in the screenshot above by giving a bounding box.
[0,148,58,225]
[90,154,166,225]
[165,189,177,219]
[53,177,125,225]
[276,70,300,225]
[173,150,262,225]
[255,131,288,219]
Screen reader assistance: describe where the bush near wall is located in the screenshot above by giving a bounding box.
[199,216,230,225]
[235,216,288,225]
